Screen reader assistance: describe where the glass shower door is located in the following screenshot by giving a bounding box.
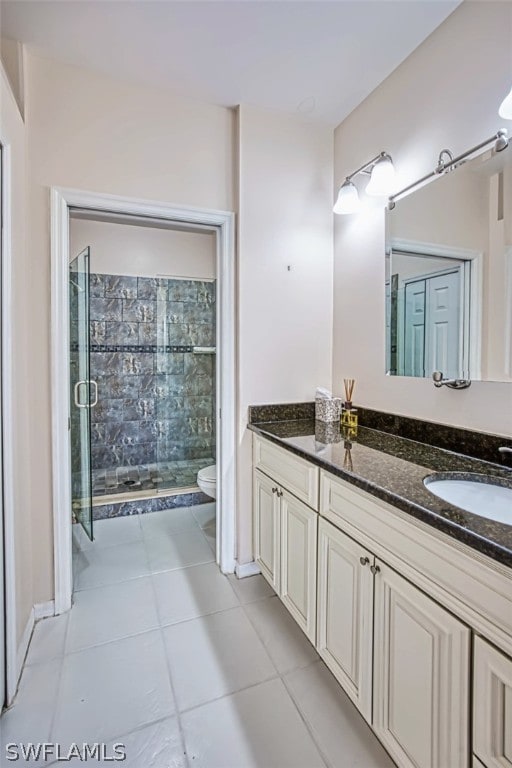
[155,278,217,492]
[69,248,94,540]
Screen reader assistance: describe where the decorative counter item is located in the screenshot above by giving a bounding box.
[315,387,342,423]
[315,420,343,445]
[341,378,358,437]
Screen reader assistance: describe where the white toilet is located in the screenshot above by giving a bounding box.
[197,464,216,499]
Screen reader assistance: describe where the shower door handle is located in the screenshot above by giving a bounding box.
[74,380,98,408]
[89,379,98,408]
[74,380,88,408]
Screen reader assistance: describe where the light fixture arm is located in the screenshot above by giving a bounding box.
[345,151,389,182]
[388,130,508,208]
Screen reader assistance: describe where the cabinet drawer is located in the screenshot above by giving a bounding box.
[474,636,512,768]
[254,436,319,509]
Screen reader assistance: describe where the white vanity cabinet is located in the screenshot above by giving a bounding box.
[253,437,319,642]
[473,636,512,768]
[252,434,512,768]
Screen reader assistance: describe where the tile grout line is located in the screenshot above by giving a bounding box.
[280,666,334,768]
[175,670,282,719]
[193,516,218,554]
[146,569,191,768]
[53,583,275,670]
[42,714,183,768]
[240,593,333,767]
[239,594,280,673]
[47,612,72,745]
[69,512,331,763]
[15,563,333,765]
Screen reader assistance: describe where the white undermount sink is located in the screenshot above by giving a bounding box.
[423,475,512,525]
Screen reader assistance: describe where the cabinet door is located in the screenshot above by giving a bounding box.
[373,561,470,768]
[253,470,280,592]
[474,635,512,768]
[280,490,317,642]
[316,518,374,722]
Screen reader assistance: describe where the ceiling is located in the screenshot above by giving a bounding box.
[1,0,461,126]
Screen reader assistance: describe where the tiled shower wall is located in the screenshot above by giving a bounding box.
[89,274,216,472]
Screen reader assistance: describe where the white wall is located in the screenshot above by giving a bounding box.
[333,1,512,436]
[389,159,487,252]
[25,52,234,605]
[70,217,216,279]
[24,52,332,598]
[0,38,24,118]
[0,64,33,645]
[237,104,333,564]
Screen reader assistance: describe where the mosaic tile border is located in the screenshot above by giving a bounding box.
[93,490,213,520]
[73,344,195,353]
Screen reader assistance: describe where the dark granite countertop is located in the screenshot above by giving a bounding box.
[248,419,512,569]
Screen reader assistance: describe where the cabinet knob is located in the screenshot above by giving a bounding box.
[277,490,283,498]
[370,564,381,575]
[272,487,278,494]
[359,556,370,566]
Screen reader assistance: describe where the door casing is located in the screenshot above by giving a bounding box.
[51,188,236,614]
[0,139,18,706]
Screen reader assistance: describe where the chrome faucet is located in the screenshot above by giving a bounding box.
[432,371,471,390]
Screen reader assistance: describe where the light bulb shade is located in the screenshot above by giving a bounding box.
[499,86,512,119]
[333,180,360,214]
[365,154,395,196]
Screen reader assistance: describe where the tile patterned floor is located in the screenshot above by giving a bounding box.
[1,506,394,767]
[89,458,215,497]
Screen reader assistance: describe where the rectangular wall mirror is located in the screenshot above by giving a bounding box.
[386,143,512,382]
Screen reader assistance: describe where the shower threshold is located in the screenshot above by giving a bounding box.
[92,484,200,506]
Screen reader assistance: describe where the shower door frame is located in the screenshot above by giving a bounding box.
[51,187,236,615]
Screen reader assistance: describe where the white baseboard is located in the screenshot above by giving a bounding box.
[11,600,56,705]
[16,607,34,686]
[34,600,55,621]
[235,560,261,579]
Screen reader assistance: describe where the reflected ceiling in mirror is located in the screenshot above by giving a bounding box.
[385,144,512,383]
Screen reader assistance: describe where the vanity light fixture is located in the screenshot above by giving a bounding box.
[333,151,395,214]
[388,129,509,209]
[333,179,361,214]
[365,153,395,196]
[498,85,512,119]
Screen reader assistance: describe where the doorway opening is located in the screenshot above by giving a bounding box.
[51,190,235,615]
